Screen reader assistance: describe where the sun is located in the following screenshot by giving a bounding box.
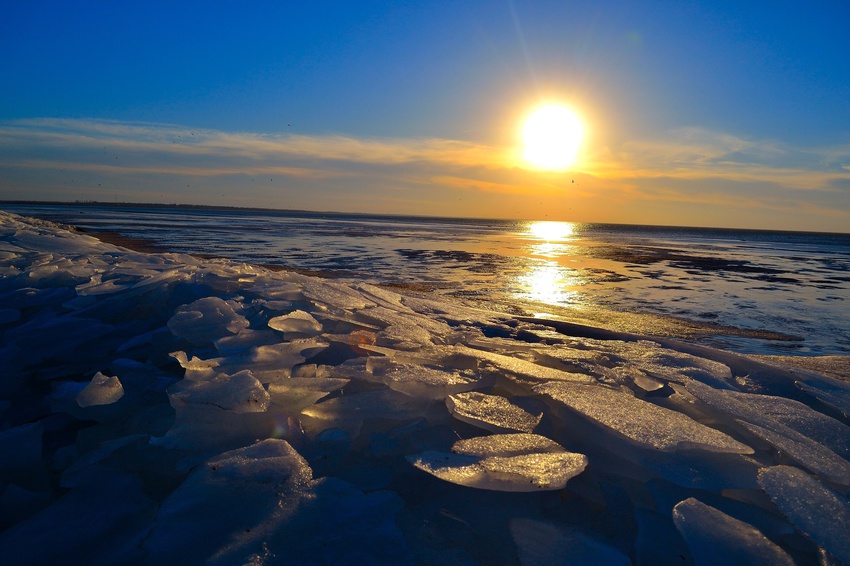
[522,105,584,170]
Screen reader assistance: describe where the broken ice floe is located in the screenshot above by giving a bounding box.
[76,371,124,407]
[1,210,849,564]
[672,497,795,565]
[446,391,543,433]
[534,381,752,453]
[408,433,587,491]
[758,465,850,564]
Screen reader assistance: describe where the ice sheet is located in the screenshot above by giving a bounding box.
[1,210,848,564]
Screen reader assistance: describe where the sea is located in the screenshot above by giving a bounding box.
[3,203,849,356]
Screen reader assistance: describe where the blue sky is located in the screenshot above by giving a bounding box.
[2,1,849,231]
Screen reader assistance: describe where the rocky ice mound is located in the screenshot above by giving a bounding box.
[0,210,849,564]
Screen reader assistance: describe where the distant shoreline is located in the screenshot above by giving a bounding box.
[3,199,848,237]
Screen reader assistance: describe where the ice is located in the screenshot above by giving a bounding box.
[454,344,595,384]
[0,422,47,491]
[145,439,409,564]
[535,381,753,453]
[294,275,375,310]
[796,378,850,419]
[685,378,850,484]
[364,357,484,399]
[0,308,21,324]
[758,466,850,564]
[446,391,543,433]
[737,420,850,485]
[510,518,631,566]
[267,377,350,413]
[408,433,587,491]
[3,210,849,564]
[672,497,794,565]
[76,371,125,407]
[301,388,429,436]
[167,369,269,412]
[75,273,130,296]
[267,309,323,336]
[733,390,850,459]
[213,328,278,355]
[167,296,249,345]
[170,350,220,380]
[143,439,315,562]
[0,472,156,565]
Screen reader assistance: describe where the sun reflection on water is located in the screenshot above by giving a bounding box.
[517,262,584,306]
[515,221,586,307]
[525,221,578,259]
[528,221,576,242]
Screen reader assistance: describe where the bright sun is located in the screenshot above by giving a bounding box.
[522,104,583,170]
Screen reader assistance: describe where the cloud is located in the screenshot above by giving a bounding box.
[1,118,849,231]
[586,128,850,192]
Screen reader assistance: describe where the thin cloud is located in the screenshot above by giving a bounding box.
[1,118,849,231]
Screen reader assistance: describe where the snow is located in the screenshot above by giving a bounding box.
[1,210,849,564]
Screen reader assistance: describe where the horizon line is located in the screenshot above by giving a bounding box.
[2,199,848,237]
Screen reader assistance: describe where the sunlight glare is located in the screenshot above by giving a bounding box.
[517,263,582,306]
[528,221,575,241]
[522,105,583,170]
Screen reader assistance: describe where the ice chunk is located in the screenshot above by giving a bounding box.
[75,274,130,296]
[446,392,542,433]
[408,433,587,491]
[534,382,752,453]
[76,371,124,407]
[170,350,220,380]
[267,309,323,336]
[167,296,249,345]
[145,439,409,564]
[672,498,794,566]
[144,439,314,563]
[296,276,375,310]
[247,339,328,372]
[454,345,595,384]
[733,390,850,459]
[758,466,850,564]
[130,267,189,291]
[364,358,485,399]
[354,282,411,311]
[213,329,278,355]
[268,377,350,413]
[167,369,269,413]
[684,379,850,484]
[736,420,850,485]
[301,388,428,436]
[510,518,631,566]
[796,378,850,419]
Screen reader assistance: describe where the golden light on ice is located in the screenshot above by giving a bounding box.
[522,105,583,170]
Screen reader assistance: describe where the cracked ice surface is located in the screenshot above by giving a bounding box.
[1,210,849,564]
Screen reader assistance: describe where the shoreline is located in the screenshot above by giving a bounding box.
[77,221,850,381]
[78,222,816,357]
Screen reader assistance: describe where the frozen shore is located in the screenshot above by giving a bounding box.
[0,210,848,564]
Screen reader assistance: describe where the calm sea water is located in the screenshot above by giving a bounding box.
[4,203,849,356]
